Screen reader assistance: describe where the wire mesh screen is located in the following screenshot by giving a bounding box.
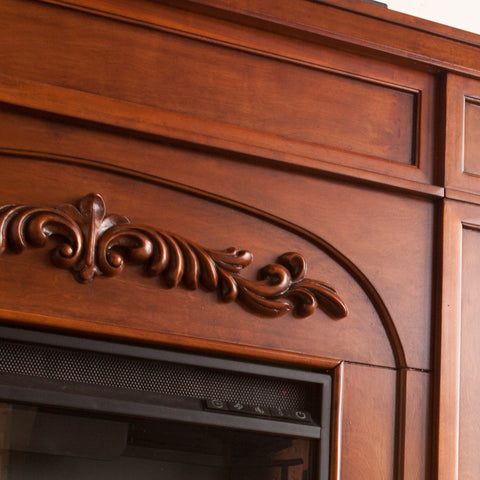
[0,339,314,411]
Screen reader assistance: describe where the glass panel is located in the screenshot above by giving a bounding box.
[0,404,315,480]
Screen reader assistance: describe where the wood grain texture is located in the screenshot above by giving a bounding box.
[445,74,480,198]
[433,201,480,480]
[5,1,480,478]
[0,107,436,370]
[458,222,480,479]
[0,73,443,197]
[0,0,437,185]
[330,362,344,480]
[0,155,398,368]
[3,0,417,163]
[332,363,430,479]
[403,370,432,479]
[340,363,396,479]
[435,201,469,480]
[464,99,480,177]
[156,0,480,76]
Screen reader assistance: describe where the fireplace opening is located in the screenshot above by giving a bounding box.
[1,404,316,479]
[0,326,332,479]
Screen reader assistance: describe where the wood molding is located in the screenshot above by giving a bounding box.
[436,201,480,479]
[330,361,344,480]
[0,75,443,197]
[35,0,480,76]
[435,200,462,479]
[445,74,480,200]
[0,307,343,369]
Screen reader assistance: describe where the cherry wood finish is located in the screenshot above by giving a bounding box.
[1,0,480,478]
[445,74,480,201]
[437,201,480,480]
[0,0,438,186]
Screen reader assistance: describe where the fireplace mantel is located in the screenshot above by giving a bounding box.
[1,0,480,478]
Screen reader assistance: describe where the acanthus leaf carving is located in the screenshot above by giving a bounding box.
[0,193,348,319]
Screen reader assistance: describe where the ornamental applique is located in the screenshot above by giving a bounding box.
[0,193,348,319]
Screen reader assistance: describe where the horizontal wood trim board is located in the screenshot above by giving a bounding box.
[30,0,427,94]
[0,308,343,369]
[445,188,480,205]
[156,0,480,76]
[313,0,480,48]
[36,0,480,77]
[0,74,443,198]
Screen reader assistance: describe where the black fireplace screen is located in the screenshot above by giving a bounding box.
[0,326,331,479]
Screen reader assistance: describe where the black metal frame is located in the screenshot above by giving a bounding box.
[0,325,331,479]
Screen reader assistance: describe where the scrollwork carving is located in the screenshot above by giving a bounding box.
[0,193,348,319]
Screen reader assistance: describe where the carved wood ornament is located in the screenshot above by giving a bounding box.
[0,193,348,319]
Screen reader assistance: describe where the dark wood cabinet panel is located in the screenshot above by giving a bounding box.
[446,74,480,202]
[339,363,396,479]
[459,226,480,480]
[2,0,480,478]
[335,365,431,480]
[437,201,480,479]
[464,99,480,177]
[403,370,432,479]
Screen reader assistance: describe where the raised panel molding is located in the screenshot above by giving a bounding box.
[446,75,480,201]
[0,76,442,197]
[0,0,437,186]
[463,97,480,177]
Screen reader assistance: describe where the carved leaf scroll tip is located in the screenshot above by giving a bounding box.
[0,193,348,320]
[249,251,348,319]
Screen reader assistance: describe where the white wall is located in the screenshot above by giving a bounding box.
[386,0,480,35]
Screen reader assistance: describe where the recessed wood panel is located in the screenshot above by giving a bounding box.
[404,370,432,479]
[459,226,480,480]
[341,363,396,479]
[446,75,480,200]
[0,0,423,169]
[464,98,480,176]
[340,365,431,479]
